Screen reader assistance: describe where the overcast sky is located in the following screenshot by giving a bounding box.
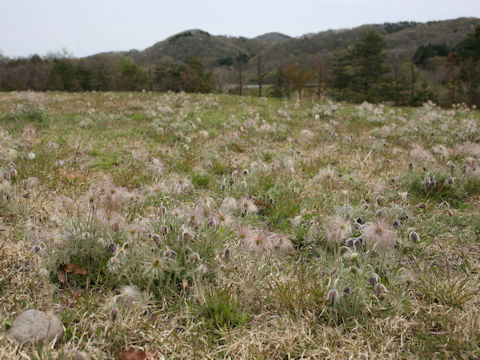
[1,0,479,58]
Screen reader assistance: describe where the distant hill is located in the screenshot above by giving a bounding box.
[83,17,480,75]
[253,32,291,43]
[138,30,245,63]
[260,17,480,64]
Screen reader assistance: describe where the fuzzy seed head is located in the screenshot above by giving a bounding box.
[369,274,380,285]
[32,244,42,253]
[326,289,339,305]
[108,242,117,253]
[374,283,387,297]
[178,225,195,244]
[345,238,355,247]
[73,351,89,360]
[349,252,358,262]
[325,216,352,246]
[362,221,397,251]
[110,307,119,322]
[409,231,419,242]
[243,231,273,253]
[116,286,140,306]
[188,252,201,263]
[239,197,258,214]
[39,268,49,280]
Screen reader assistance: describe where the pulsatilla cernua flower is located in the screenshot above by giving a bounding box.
[362,221,397,251]
[325,216,351,246]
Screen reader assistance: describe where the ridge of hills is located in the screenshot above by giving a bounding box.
[86,17,480,68]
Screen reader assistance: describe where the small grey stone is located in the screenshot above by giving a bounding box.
[8,309,64,345]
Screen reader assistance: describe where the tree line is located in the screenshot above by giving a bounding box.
[1,25,479,106]
[270,26,480,106]
[0,54,214,93]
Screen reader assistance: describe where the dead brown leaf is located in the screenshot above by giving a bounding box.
[118,349,158,360]
[64,263,88,275]
[57,266,67,284]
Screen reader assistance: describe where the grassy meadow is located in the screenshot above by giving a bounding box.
[0,91,480,359]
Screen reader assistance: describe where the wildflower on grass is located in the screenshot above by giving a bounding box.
[128,223,148,238]
[197,263,208,274]
[213,210,233,226]
[239,197,258,214]
[72,351,89,360]
[178,225,195,244]
[161,225,169,234]
[424,175,432,188]
[326,289,340,305]
[163,246,177,258]
[447,161,455,172]
[354,237,364,247]
[110,307,119,322]
[151,157,163,174]
[399,191,408,201]
[189,252,201,263]
[271,233,294,253]
[369,274,379,286]
[116,286,140,306]
[410,145,432,162]
[171,207,185,219]
[325,216,351,246]
[199,196,216,213]
[317,166,336,185]
[374,283,387,297]
[172,176,192,195]
[39,268,49,280]
[362,221,396,250]
[221,197,238,213]
[160,203,167,215]
[238,227,255,242]
[107,256,122,274]
[345,238,355,247]
[187,206,205,226]
[108,242,117,253]
[32,244,42,253]
[409,231,419,242]
[144,257,165,278]
[349,251,358,262]
[244,231,273,253]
